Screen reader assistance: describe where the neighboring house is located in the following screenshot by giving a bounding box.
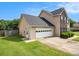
[19,8,70,40]
[71,23,79,31]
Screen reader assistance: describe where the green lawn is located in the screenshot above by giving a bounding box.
[72,32,79,42]
[73,32,79,36]
[73,37,79,42]
[0,36,72,56]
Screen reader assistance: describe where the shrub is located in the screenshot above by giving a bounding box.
[17,35,25,38]
[60,31,74,39]
[60,32,69,39]
[68,32,74,37]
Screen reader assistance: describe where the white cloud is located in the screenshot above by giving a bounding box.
[23,4,54,16]
[58,2,79,14]
[23,2,79,16]
[23,8,41,16]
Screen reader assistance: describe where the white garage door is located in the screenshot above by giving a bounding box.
[36,28,53,38]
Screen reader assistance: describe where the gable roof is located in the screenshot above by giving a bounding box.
[39,8,66,17]
[51,7,65,15]
[21,14,54,27]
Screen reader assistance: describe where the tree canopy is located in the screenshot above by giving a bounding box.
[69,19,76,27]
[0,19,20,30]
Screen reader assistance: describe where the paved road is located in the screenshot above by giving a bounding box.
[38,37,79,55]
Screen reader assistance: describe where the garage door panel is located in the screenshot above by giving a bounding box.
[36,32,52,38]
[36,28,53,38]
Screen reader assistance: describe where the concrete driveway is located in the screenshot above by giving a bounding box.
[38,37,79,55]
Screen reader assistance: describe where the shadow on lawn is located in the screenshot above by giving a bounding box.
[1,36,23,42]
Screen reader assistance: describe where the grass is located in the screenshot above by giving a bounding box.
[72,32,79,42]
[73,32,79,36]
[73,37,79,42]
[0,36,72,56]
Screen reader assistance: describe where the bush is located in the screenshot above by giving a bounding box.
[60,31,74,39]
[60,32,69,39]
[68,32,74,37]
[17,35,25,38]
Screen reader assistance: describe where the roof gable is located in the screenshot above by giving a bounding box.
[39,8,66,17]
[51,8,65,15]
[21,14,54,27]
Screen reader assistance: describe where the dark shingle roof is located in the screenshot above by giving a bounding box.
[21,14,54,27]
[40,17,54,26]
[51,8,65,15]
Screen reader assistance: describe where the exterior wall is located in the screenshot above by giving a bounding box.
[39,11,60,36]
[19,17,36,40]
[19,17,29,37]
[29,28,36,40]
[60,11,70,32]
[71,23,79,31]
[70,27,79,31]
[36,27,53,31]
[73,23,79,28]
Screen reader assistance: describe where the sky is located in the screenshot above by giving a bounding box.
[0,2,79,22]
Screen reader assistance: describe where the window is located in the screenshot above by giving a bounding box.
[67,20,69,23]
[61,16,63,20]
[36,31,38,32]
[36,30,52,32]
[64,17,66,20]
[64,17,67,23]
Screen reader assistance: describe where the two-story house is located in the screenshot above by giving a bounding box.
[19,8,70,40]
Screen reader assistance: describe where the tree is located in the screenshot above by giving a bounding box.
[0,19,7,30]
[8,19,20,30]
[69,19,76,27]
[0,19,20,30]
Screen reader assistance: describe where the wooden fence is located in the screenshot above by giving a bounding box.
[0,30,18,36]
